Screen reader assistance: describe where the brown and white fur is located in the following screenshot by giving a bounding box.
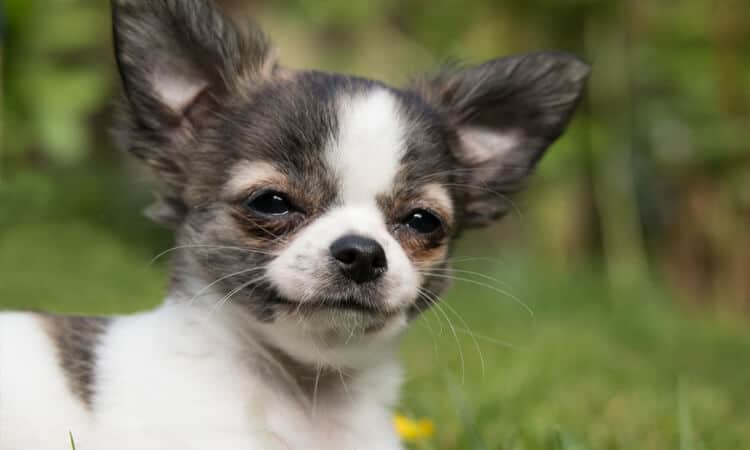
[0,1,589,449]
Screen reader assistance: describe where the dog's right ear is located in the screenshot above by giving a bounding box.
[412,52,589,227]
[112,0,275,201]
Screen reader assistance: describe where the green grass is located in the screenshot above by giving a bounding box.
[2,170,749,450]
[401,270,750,450]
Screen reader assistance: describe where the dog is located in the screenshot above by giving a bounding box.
[0,1,589,449]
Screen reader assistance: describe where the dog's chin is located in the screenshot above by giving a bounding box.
[267,292,408,337]
[268,293,395,315]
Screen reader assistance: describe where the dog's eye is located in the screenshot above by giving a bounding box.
[403,209,442,234]
[245,191,292,216]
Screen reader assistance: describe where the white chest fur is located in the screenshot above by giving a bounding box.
[0,313,91,449]
[0,302,404,450]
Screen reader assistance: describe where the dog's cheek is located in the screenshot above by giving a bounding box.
[181,210,277,281]
[413,245,449,272]
[394,231,449,271]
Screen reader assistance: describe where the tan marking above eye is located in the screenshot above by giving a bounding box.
[417,183,454,227]
[224,160,288,199]
[396,229,449,270]
[413,245,449,270]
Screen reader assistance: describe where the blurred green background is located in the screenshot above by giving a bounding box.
[2,1,749,449]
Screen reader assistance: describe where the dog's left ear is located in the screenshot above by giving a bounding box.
[414,52,590,227]
[111,0,277,227]
[112,0,274,133]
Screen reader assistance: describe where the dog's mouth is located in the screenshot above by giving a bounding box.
[268,294,392,315]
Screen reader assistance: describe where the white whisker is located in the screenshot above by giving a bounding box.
[419,272,534,317]
[417,287,465,384]
[186,267,266,306]
[210,275,268,314]
[420,286,486,377]
[149,244,276,265]
[419,267,513,290]
[453,328,520,350]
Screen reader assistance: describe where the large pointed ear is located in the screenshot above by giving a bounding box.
[413,52,590,227]
[111,0,275,199]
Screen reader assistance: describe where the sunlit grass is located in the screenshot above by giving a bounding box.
[400,270,750,449]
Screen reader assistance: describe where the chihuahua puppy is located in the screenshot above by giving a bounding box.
[0,1,588,449]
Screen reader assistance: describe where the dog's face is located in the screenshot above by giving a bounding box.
[112,0,588,350]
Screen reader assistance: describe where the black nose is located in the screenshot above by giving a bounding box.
[330,235,387,284]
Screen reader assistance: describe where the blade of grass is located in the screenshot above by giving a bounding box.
[677,378,695,450]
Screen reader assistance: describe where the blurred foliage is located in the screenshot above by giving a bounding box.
[2,0,114,166]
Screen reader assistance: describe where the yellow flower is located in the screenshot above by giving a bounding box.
[393,414,435,442]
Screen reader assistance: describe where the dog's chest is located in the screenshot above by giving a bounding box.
[89,305,401,450]
[261,390,399,450]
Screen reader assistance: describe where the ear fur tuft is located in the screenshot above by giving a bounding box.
[413,51,590,227]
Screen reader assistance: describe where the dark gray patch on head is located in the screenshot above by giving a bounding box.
[396,89,460,184]
[185,71,365,206]
[40,314,109,407]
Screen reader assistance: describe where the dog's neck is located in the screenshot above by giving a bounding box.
[162,255,404,410]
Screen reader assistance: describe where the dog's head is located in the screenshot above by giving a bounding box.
[112,0,588,363]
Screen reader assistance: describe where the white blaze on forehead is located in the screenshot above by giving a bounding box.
[327,89,407,205]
